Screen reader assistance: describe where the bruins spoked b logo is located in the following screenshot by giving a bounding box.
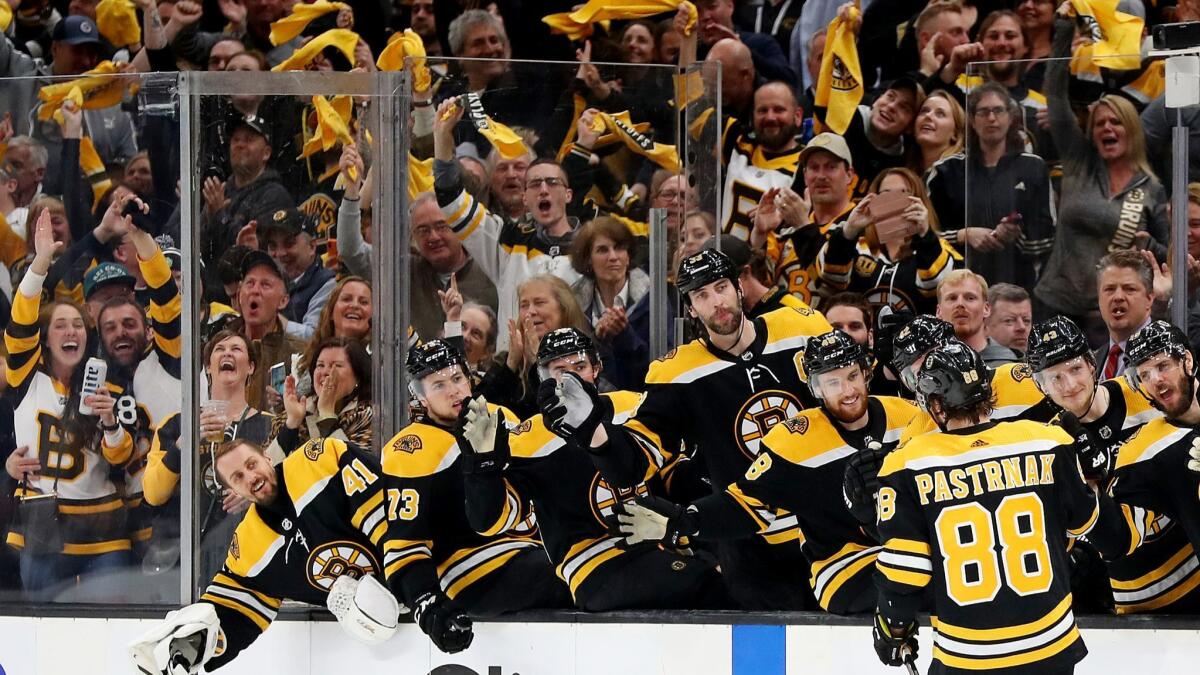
[733,390,804,459]
[306,541,380,591]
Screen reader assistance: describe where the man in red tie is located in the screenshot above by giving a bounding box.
[1094,250,1155,380]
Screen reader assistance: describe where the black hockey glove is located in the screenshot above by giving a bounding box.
[843,440,888,529]
[1056,411,1108,484]
[414,591,474,654]
[872,611,918,668]
[537,372,613,447]
[454,396,509,475]
[874,308,914,378]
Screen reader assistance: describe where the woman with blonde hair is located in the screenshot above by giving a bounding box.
[817,167,959,316]
[1035,11,1169,329]
[909,90,965,175]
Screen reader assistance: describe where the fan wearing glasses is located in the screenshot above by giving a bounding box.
[434,97,594,353]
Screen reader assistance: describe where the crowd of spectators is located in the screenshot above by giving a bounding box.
[0,0,1198,618]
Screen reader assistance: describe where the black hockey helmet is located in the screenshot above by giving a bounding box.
[801,329,869,390]
[915,339,992,412]
[1026,316,1094,373]
[1124,320,1194,395]
[676,248,739,301]
[890,315,955,378]
[406,339,467,382]
[537,327,599,367]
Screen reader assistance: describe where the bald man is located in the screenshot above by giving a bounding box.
[705,38,757,119]
[695,0,794,86]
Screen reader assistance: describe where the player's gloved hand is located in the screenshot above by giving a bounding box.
[616,495,698,547]
[325,574,400,644]
[538,372,613,446]
[1187,436,1200,472]
[129,603,221,675]
[454,396,509,474]
[1057,410,1108,484]
[872,611,919,668]
[875,308,914,378]
[414,591,474,654]
[843,440,888,528]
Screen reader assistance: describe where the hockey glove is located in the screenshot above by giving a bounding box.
[326,574,400,645]
[616,495,698,547]
[872,611,919,668]
[455,396,509,475]
[843,440,888,529]
[1188,436,1200,472]
[129,603,221,675]
[539,372,613,447]
[1057,411,1108,484]
[414,591,474,654]
[874,308,914,378]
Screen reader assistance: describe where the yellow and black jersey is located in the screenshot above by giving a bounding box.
[818,224,960,316]
[900,362,1052,445]
[746,285,809,319]
[720,129,804,240]
[380,406,544,607]
[465,391,650,598]
[614,306,832,508]
[700,396,920,613]
[1102,416,1200,614]
[200,437,390,671]
[5,283,131,555]
[765,204,855,307]
[876,420,1100,674]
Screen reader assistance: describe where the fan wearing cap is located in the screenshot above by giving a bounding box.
[872,341,1111,673]
[83,261,134,321]
[256,207,335,341]
[544,248,831,610]
[200,114,295,267]
[753,132,858,306]
[1027,317,1200,615]
[1,15,97,133]
[225,249,305,410]
[379,340,568,640]
[620,329,920,614]
[456,328,728,610]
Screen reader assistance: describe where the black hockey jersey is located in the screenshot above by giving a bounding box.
[199,438,391,670]
[1104,416,1200,613]
[876,420,1101,674]
[380,407,544,607]
[708,396,920,613]
[466,391,650,598]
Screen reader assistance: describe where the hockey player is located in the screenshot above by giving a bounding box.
[458,327,727,610]
[128,436,468,675]
[1097,321,1200,610]
[543,248,832,609]
[1026,317,1199,614]
[381,340,570,623]
[873,341,1108,673]
[617,329,921,614]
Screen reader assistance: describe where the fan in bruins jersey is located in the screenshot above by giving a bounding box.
[1027,317,1200,614]
[873,341,1110,674]
[381,340,570,622]
[619,329,921,614]
[1082,321,1200,614]
[459,328,727,610]
[128,436,469,675]
[543,248,832,609]
[4,209,133,599]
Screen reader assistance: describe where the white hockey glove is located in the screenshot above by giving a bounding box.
[616,498,697,547]
[1189,437,1200,473]
[129,603,221,675]
[326,574,400,645]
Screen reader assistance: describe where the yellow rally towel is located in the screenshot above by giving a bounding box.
[459,93,529,160]
[270,0,350,46]
[38,61,129,121]
[376,29,431,93]
[598,110,679,172]
[301,95,354,159]
[814,4,863,135]
[1069,42,1104,82]
[409,153,433,201]
[1069,0,1143,70]
[544,0,696,40]
[271,28,359,72]
[0,212,26,267]
[0,1,14,33]
[80,136,114,211]
[96,0,141,47]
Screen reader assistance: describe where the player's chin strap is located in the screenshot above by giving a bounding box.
[129,603,221,675]
[326,574,401,645]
